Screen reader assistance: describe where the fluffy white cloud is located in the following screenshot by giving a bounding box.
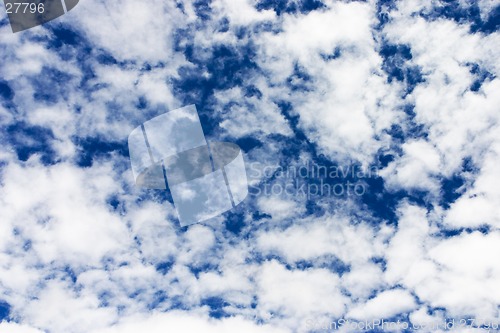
[257,214,388,265]
[0,322,44,333]
[444,142,500,228]
[256,260,346,324]
[252,1,403,166]
[69,0,184,62]
[0,159,129,266]
[214,85,293,138]
[385,203,500,320]
[346,288,417,321]
[380,140,442,192]
[382,12,500,210]
[92,311,288,333]
[212,0,275,26]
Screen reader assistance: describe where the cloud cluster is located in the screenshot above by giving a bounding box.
[0,0,499,332]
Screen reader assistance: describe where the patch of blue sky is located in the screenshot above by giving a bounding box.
[421,1,500,34]
[256,0,326,16]
[173,43,258,97]
[155,260,174,275]
[296,256,350,275]
[0,80,14,101]
[0,300,10,321]
[434,226,492,240]
[379,42,425,94]
[376,0,398,27]
[467,62,496,92]
[148,290,168,311]
[73,136,128,167]
[439,157,475,210]
[192,0,213,21]
[30,67,73,105]
[5,121,57,164]
[200,296,232,318]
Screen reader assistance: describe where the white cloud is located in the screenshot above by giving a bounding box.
[380,140,442,192]
[380,9,500,234]
[341,262,385,300]
[346,289,417,321]
[69,0,184,63]
[256,260,346,323]
[256,196,305,221]
[385,203,436,287]
[0,160,129,265]
[92,311,288,333]
[212,0,275,26]
[214,86,293,138]
[21,279,117,333]
[257,215,386,265]
[253,1,403,166]
[385,203,500,320]
[425,232,500,318]
[444,142,500,228]
[0,322,44,333]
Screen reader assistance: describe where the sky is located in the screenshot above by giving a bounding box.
[0,0,499,332]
